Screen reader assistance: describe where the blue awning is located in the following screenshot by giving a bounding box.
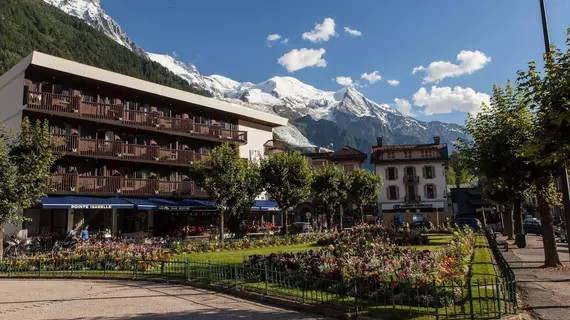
[39,196,134,209]
[179,199,218,211]
[147,198,191,211]
[122,198,158,211]
[251,200,280,212]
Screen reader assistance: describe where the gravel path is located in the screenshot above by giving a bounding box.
[0,279,328,320]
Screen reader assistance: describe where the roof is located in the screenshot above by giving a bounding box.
[372,143,446,152]
[446,183,474,193]
[1,51,287,128]
[304,145,367,162]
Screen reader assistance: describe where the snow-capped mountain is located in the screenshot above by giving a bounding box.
[42,0,468,153]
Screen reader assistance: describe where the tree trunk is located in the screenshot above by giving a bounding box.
[536,180,562,267]
[219,210,225,244]
[0,225,4,261]
[340,205,344,231]
[360,207,365,224]
[329,206,334,232]
[503,206,514,240]
[513,202,524,235]
[283,209,289,235]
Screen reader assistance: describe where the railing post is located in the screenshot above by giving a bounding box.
[234,263,238,291]
[208,260,212,284]
[434,280,439,320]
[496,277,502,319]
[468,279,475,320]
[354,281,359,316]
[39,258,42,277]
[104,255,107,278]
[264,264,269,296]
[132,256,137,280]
[185,259,190,282]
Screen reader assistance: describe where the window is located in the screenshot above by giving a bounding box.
[386,167,397,180]
[423,166,435,179]
[425,184,436,199]
[404,151,412,159]
[388,186,399,200]
[386,151,395,159]
[421,150,434,158]
[343,165,354,172]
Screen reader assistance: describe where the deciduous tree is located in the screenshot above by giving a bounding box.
[0,118,59,258]
[312,163,349,230]
[347,168,382,223]
[260,151,313,234]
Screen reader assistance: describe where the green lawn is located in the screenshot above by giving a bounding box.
[471,235,498,281]
[403,233,453,251]
[174,242,319,264]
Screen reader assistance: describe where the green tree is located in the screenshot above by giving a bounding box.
[312,163,349,229]
[446,151,474,188]
[462,82,562,266]
[227,160,262,217]
[260,151,313,234]
[0,118,59,258]
[347,168,383,223]
[190,143,256,242]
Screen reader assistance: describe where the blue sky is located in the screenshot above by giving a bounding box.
[100,0,570,125]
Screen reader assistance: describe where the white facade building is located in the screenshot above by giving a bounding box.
[370,137,450,225]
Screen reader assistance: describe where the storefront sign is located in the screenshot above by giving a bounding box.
[158,206,190,211]
[393,203,433,209]
[382,201,445,211]
[71,204,112,209]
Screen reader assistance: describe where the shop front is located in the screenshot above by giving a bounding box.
[381,201,451,227]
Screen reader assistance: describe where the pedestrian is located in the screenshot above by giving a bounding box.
[81,225,89,241]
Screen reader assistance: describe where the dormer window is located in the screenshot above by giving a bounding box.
[404,151,412,159]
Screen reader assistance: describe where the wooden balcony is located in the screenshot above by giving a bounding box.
[51,134,209,166]
[47,174,205,197]
[26,91,247,143]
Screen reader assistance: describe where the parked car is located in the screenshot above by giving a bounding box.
[523,220,542,235]
[289,222,311,234]
[410,221,434,229]
[454,218,483,231]
[342,219,357,229]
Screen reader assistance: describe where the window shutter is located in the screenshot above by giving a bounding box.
[395,168,399,179]
[424,185,428,198]
[413,166,417,177]
[434,184,437,198]
[385,168,389,180]
[396,186,400,199]
[422,166,426,179]
[386,187,390,200]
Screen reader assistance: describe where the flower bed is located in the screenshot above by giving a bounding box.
[316,224,429,247]
[0,242,170,273]
[174,233,322,254]
[244,227,475,307]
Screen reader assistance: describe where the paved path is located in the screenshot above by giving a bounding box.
[500,235,570,320]
[0,279,328,320]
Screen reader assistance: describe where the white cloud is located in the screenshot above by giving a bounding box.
[413,50,491,83]
[412,86,490,115]
[267,34,282,41]
[344,27,362,37]
[412,66,424,74]
[360,71,382,84]
[278,48,327,72]
[387,79,400,86]
[335,76,353,87]
[281,38,289,44]
[302,18,337,43]
[394,98,413,116]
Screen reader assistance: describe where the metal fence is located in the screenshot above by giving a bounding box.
[485,227,518,315]
[0,254,516,319]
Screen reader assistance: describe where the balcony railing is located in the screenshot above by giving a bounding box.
[47,174,203,197]
[26,91,247,143]
[405,195,421,203]
[51,134,208,166]
[402,175,420,184]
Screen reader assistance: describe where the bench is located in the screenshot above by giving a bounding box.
[497,239,509,252]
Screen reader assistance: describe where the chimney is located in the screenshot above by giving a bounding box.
[376,137,383,147]
[314,147,320,153]
[433,136,441,144]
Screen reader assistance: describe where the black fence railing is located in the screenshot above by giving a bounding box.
[485,227,518,315]
[0,254,517,319]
